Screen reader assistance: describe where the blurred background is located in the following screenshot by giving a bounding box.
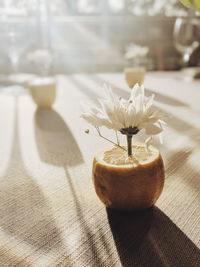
[0,0,199,74]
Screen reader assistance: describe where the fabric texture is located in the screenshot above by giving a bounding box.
[0,72,199,266]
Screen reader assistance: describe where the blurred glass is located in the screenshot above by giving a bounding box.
[173,16,199,68]
[0,0,38,74]
[27,48,53,76]
[27,0,53,75]
[108,0,125,13]
[0,3,26,73]
[76,0,102,14]
[0,0,198,76]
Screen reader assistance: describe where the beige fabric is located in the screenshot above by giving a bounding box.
[0,72,199,266]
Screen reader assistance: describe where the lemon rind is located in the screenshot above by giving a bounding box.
[95,143,159,168]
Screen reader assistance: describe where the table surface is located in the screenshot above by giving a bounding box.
[0,72,199,267]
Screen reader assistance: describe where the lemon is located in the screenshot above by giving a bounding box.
[92,143,165,211]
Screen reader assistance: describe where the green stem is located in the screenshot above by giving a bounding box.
[127,135,133,156]
[115,131,120,145]
[95,127,127,152]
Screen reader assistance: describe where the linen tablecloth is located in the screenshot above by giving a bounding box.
[0,72,199,266]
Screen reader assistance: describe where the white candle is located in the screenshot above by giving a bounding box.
[9,73,37,87]
[28,77,56,107]
[124,67,146,88]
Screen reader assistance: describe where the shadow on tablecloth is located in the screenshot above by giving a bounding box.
[34,108,83,167]
[107,206,200,267]
[75,74,200,148]
[89,74,189,107]
[34,108,108,266]
[67,75,101,105]
[0,98,65,266]
[33,86,200,266]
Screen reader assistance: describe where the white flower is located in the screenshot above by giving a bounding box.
[81,83,165,137]
[125,43,149,60]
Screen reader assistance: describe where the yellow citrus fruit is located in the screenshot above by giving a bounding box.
[92,143,165,211]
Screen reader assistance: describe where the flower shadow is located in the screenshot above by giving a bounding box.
[165,149,200,190]
[34,108,83,167]
[0,247,33,267]
[107,206,200,267]
[34,108,108,265]
[61,168,109,266]
[0,99,64,265]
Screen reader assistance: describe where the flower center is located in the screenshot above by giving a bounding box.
[120,127,139,136]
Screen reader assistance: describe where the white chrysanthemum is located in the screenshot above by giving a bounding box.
[125,43,149,60]
[81,83,165,137]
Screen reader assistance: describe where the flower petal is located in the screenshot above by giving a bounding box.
[81,83,166,141]
[145,136,153,152]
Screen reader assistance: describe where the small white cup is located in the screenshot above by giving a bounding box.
[124,67,146,88]
[28,77,56,108]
